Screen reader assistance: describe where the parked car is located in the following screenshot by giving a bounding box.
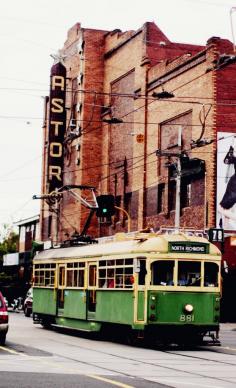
[3,297,8,309]
[0,292,9,345]
[23,288,33,317]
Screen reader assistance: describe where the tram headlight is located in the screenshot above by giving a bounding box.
[184,304,194,313]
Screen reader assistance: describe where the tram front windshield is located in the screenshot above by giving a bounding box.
[151,260,219,287]
[152,260,174,286]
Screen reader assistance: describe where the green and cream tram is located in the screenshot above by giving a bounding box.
[32,231,221,344]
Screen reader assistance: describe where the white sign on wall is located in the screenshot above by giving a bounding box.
[217,132,236,231]
[3,253,19,266]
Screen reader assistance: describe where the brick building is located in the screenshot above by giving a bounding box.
[40,21,236,245]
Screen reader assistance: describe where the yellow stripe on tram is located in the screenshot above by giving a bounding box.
[88,374,135,388]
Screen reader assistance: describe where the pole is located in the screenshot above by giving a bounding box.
[175,127,182,231]
[115,206,131,232]
[230,7,236,53]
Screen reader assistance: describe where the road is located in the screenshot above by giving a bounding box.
[0,312,236,388]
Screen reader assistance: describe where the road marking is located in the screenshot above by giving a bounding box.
[0,346,20,355]
[165,381,224,388]
[0,346,27,356]
[88,374,134,388]
[0,351,135,388]
[220,346,236,351]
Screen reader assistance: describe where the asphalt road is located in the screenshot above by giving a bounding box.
[1,312,236,388]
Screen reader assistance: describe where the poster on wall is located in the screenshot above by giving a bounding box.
[217,132,236,231]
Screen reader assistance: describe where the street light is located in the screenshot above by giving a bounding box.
[152,90,174,99]
[102,117,123,124]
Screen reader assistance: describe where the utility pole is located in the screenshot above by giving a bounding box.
[156,126,183,232]
[175,127,182,231]
[230,7,236,52]
[156,132,212,234]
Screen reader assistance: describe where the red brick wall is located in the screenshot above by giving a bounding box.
[40,22,236,242]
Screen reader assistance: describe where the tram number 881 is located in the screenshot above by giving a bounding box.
[179,314,195,322]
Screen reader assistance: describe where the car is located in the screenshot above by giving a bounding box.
[23,288,33,317]
[3,297,8,309]
[0,291,9,345]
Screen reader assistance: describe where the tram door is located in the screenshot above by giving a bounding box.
[134,259,147,324]
[87,262,97,318]
[57,264,66,314]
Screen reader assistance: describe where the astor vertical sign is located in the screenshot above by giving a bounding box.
[48,62,66,193]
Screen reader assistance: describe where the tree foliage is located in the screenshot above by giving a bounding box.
[0,225,18,262]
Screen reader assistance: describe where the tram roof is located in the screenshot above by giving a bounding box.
[34,232,221,261]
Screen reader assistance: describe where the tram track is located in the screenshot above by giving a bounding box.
[5,313,236,387]
[38,335,236,387]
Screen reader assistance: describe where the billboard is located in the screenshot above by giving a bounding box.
[217,132,236,230]
[47,62,66,193]
[3,253,19,266]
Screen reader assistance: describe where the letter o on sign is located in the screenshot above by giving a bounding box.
[50,142,63,157]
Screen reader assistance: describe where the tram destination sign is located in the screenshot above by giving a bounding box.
[168,242,209,254]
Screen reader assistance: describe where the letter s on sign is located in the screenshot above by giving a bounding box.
[51,98,64,113]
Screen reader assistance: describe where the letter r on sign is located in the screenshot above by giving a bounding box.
[49,166,62,182]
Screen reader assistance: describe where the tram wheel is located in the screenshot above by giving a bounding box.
[41,320,52,329]
[179,334,204,347]
[126,330,139,346]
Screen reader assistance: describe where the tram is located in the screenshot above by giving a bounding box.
[32,231,221,344]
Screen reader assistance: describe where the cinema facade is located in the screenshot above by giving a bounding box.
[40,21,236,248]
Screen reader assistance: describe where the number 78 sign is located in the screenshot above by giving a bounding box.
[208,228,224,243]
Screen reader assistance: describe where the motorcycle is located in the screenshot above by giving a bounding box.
[11,297,23,312]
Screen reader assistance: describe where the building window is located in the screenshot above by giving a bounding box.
[168,180,176,211]
[157,183,165,213]
[48,215,52,239]
[181,179,191,208]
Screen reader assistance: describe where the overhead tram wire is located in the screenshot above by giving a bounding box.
[61,152,153,175]
[2,70,236,103]
[0,46,232,101]
[2,85,236,104]
[1,63,233,144]
[1,142,229,183]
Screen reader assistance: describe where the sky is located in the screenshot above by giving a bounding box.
[0,0,236,234]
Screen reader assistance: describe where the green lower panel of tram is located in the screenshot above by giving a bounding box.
[33,288,57,315]
[55,317,101,332]
[148,291,220,326]
[95,290,134,324]
[33,288,134,327]
[63,289,87,319]
[33,287,220,333]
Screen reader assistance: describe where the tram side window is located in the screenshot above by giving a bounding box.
[178,261,201,286]
[66,262,85,288]
[98,258,134,289]
[34,264,56,287]
[204,262,219,287]
[151,261,174,286]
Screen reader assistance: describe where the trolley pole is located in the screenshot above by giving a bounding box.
[115,206,131,232]
[175,127,182,232]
